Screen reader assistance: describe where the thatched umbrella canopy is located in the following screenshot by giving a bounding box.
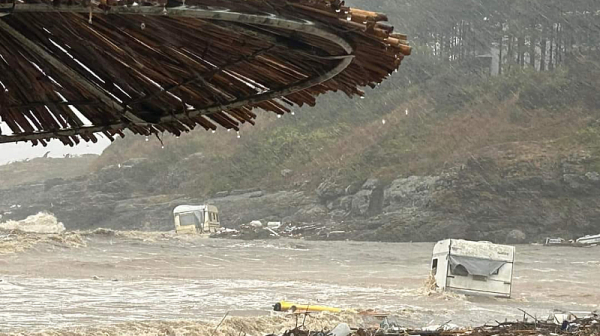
[0,0,410,146]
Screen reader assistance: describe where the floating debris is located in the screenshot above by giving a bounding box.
[272,311,599,336]
[544,235,600,248]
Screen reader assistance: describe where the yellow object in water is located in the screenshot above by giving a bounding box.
[273,301,348,313]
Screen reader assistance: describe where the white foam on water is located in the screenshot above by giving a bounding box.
[529,268,558,273]
[0,212,65,234]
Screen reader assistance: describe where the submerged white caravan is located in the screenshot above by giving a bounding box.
[431,239,515,298]
[575,234,600,245]
[173,205,220,234]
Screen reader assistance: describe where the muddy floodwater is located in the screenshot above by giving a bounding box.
[0,236,599,332]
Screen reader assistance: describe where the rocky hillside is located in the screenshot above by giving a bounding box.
[2,143,599,244]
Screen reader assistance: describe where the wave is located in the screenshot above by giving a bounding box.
[1,312,363,336]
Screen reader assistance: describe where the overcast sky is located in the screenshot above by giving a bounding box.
[0,120,112,165]
[0,138,110,165]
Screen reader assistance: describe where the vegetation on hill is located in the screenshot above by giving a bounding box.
[93,58,599,195]
[0,155,97,189]
[89,0,600,197]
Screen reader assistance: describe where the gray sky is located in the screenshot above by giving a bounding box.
[0,120,111,165]
[0,138,110,165]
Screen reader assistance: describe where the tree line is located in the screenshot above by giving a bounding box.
[355,0,600,74]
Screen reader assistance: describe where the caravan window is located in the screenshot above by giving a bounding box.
[449,255,506,277]
[451,264,469,276]
[179,213,201,226]
[431,258,438,275]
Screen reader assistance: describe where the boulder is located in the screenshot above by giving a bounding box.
[295,204,328,219]
[249,191,265,198]
[506,229,527,244]
[586,171,600,182]
[230,188,261,196]
[351,190,372,216]
[214,191,230,198]
[316,181,344,201]
[384,176,439,210]
[326,195,354,211]
[344,181,362,195]
[361,178,380,190]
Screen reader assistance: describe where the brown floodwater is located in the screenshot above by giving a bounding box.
[0,236,598,333]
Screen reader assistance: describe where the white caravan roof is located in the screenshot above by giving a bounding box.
[576,234,600,243]
[173,205,217,215]
[433,239,515,262]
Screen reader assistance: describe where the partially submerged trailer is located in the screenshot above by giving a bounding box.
[431,239,515,298]
[576,234,600,245]
[173,205,220,235]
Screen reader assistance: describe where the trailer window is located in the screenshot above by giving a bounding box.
[451,264,469,276]
[179,213,199,226]
[431,258,438,275]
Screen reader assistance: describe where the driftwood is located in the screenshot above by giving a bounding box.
[376,315,600,336]
[276,314,600,336]
[0,0,411,146]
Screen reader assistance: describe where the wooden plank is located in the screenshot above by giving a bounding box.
[0,19,147,125]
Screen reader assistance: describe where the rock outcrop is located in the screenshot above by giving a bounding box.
[1,151,600,243]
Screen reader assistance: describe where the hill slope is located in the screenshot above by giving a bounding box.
[94,56,600,195]
[0,155,97,189]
